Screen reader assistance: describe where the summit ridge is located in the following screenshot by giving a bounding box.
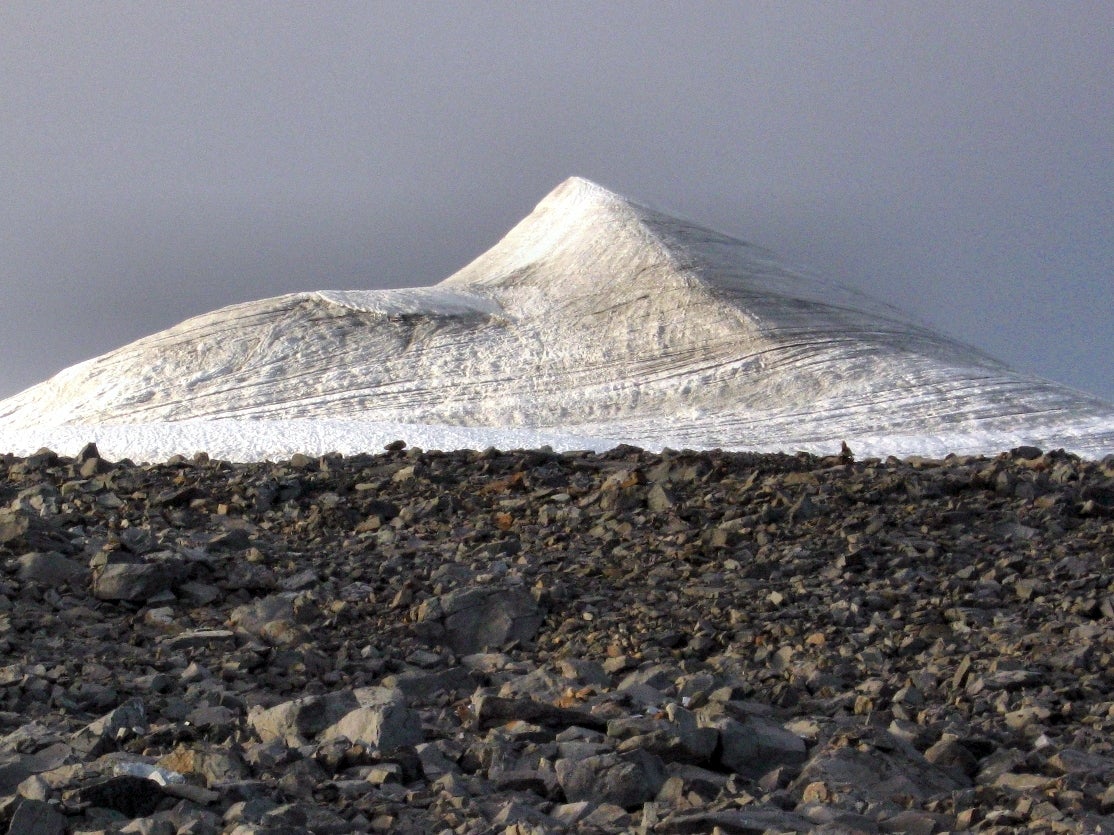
[0,178,1112,460]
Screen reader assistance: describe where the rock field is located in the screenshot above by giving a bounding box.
[1,440,1113,834]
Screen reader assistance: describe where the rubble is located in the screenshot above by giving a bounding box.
[0,444,1112,832]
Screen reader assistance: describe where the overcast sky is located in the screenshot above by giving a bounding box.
[2,2,1111,402]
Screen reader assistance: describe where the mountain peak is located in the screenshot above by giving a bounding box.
[518,175,648,228]
[537,176,631,208]
[439,177,671,293]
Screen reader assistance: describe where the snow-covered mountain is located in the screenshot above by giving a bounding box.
[2,176,1112,461]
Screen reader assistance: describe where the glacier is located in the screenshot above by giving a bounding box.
[1,176,1112,462]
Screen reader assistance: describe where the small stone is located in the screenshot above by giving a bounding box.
[993,771,1053,791]
[1004,705,1050,730]
[924,736,980,779]
[647,483,675,512]
[161,629,237,650]
[366,763,403,785]
[17,773,52,801]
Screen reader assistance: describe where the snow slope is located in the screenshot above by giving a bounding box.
[2,176,1112,461]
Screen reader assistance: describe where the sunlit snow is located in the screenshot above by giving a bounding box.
[2,177,1112,462]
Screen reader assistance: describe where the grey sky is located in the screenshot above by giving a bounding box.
[2,2,1111,401]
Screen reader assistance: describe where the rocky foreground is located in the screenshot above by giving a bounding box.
[1,442,1113,834]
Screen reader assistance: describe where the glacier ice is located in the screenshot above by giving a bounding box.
[1,176,1112,462]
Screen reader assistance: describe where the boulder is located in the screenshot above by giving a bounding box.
[699,712,807,778]
[416,585,545,654]
[248,691,359,747]
[319,689,422,750]
[229,593,310,646]
[71,699,147,756]
[5,797,68,835]
[89,551,190,602]
[15,551,87,586]
[555,749,666,810]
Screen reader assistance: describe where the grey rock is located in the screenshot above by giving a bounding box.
[489,798,562,828]
[178,580,221,605]
[492,767,558,797]
[0,759,32,796]
[878,809,950,834]
[414,742,460,781]
[17,773,52,801]
[498,666,568,700]
[160,629,237,651]
[15,551,87,586]
[279,568,319,591]
[578,802,634,829]
[319,689,422,750]
[472,694,607,732]
[616,664,679,693]
[90,551,189,601]
[557,739,614,761]
[71,698,147,756]
[791,726,965,806]
[417,585,546,654]
[555,749,666,810]
[118,819,177,835]
[549,800,596,826]
[380,666,477,702]
[655,806,813,834]
[161,782,221,805]
[0,509,72,553]
[609,704,718,764]
[993,771,1054,791]
[556,657,612,688]
[258,801,351,834]
[185,704,239,731]
[699,713,807,778]
[797,802,883,832]
[975,747,1026,784]
[647,483,675,512]
[615,681,669,707]
[3,447,1114,834]
[248,690,359,746]
[1048,747,1114,779]
[157,744,249,786]
[75,441,101,463]
[228,593,308,646]
[5,798,67,835]
[223,796,281,825]
[923,736,979,779]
